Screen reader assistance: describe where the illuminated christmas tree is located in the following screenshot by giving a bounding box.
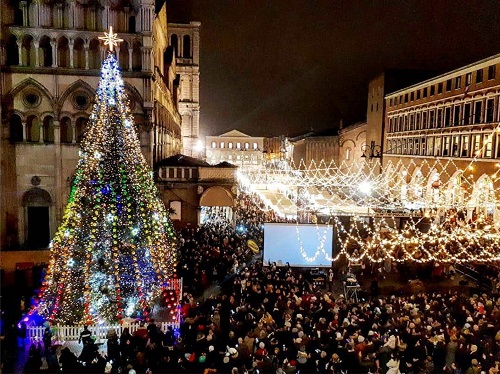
[34,29,177,325]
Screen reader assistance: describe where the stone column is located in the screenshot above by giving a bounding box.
[84,42,89,69]
[68,39,74,68]
[53,120,60,144]
[50,39,57,67]
[39,122,44,143]
[34,39,40,67]
[54,119,62,225]
[128,48,133,71]
[141,47,151,72]
[22,121,27,141]
[20,1,28,26]
[17,41,23,66]
[71,121,76,143]
[0,44,5,65]
[115,46,120,65]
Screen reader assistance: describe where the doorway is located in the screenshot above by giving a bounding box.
[27,206,50,248]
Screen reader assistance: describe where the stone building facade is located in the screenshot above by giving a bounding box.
[289,129,339,168]
[205,130,265,168]
[383,54,500,220]
[168,22,201,158]
[0,0,198,250]
[338,121,366,168]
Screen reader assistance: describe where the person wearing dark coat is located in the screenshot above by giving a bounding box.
[59,347,80,373]
[106,329,120,364]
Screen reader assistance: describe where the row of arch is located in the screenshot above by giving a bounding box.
[5,33,143,71]
[10,114,87,143]
[11,0,138,33]
[387,91,500,133]
[170,34,191,59]
[385,164,496,212]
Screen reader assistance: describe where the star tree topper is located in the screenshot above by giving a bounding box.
[99,26,123,52]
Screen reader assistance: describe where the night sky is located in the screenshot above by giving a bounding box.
[166,0,500,138]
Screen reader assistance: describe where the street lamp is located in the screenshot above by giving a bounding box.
[361,141,382,159]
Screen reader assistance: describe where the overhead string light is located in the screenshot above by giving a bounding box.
[238,122,500,264]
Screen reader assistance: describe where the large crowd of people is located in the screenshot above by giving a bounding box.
[7,192,500,373]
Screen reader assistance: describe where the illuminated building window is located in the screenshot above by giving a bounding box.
[461,135,469,157]
[211,141,216,148]
[452,136,459,156]
[228,142,233,149]
[484,134,493,158]
[454,76,461,89]
[220,142,225,148]
[442,136,450,156]
[472,134,482,157]
[426,137,434,155]
[434,137,442,156]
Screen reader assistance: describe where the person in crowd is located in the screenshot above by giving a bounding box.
[78,325,92,345]
[22,192,500,373]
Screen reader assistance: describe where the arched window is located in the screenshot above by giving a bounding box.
[128,16,136,33]
[57,36,70,68]
[182,35,191,58]
[73,38,85,68]
[345,147,351,160]
[10,114,23,142]
[40,35,52,67]
[22,35,34,66]
[14,7,23,25]
[76,117,87,142]
[23,188,52,248]
[6,35,19,66]
[26,115,39,142]
[132,40,142,71]
[88,39,100,69]
[119,40,130,71]
[170,34,178,57]
[43,116,54,143]
[60,117,72,143]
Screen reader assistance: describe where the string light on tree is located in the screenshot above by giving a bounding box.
[31,28,177,325]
